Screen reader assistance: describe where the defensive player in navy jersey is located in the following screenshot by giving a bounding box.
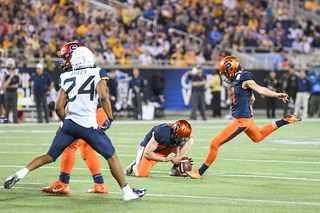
[4,47,146,201]
[187,56,301,179]
[42,42,108,195]
[125,120,193,177]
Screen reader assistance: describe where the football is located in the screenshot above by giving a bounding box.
[179,157,192,177]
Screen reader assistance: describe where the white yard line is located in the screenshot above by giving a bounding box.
[0,118,319,127]
[1,150,320,165]
[1,165,319,182]
[1,142,320,152]
[1,185,319,206]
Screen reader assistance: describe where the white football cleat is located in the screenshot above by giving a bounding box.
[4,172,23,189]
[169,166,181,176]
[124,160,136,175]
[122,188,146,201]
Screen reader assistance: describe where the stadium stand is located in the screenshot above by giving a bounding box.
[0,0,320,69]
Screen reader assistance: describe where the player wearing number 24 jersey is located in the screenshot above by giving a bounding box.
[42,42,109,196]
[4,46,146,201]
[187,56,301,179]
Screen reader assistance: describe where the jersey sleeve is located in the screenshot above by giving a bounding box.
[99,68,109,80]
[240,71,255,82]
[153,126,162,143]
[154,125,171,144]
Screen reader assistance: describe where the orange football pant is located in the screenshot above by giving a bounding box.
[204,116,275,166]
[60,107,108,175]
[137,147,175,177]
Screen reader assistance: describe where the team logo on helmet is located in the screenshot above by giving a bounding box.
[70,44,78,51]
[174,123,181,132]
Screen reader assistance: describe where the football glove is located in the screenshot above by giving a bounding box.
[100,118,113,131]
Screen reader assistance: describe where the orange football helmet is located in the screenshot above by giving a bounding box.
[59,42,84,71]
[171,120,192,146]
[219,56,242,83]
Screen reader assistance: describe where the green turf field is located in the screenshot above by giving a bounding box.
[1,118,320,213]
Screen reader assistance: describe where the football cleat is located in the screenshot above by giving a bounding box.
[122,188,147,201]
[87,182,108,194]
[186,168,202,179]
[42,179,70,195]
[169,166,181,176]
[4,172,23,190]
[124,160,136,175]
[283,114,301,123]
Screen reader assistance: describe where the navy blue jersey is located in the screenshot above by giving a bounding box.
[140,123,174,151]
[29,72,53,96]
[4,74,20,92]
[129,76,144,92]
[187,74,206,92]
[230,71,254,118]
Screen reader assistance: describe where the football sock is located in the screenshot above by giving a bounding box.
[92,173,104,184]
[121,183,132,194]
[60,148,76,174]
[59,172,70,184]
[198,164,209,176]
[275,119,289,129]
[17,167,30,179]
[85,153,102,176]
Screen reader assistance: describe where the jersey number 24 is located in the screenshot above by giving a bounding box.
[64,76,95,102]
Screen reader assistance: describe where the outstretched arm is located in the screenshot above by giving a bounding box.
[242,80,289,103]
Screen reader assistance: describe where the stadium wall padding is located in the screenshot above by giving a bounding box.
[18,67,289,110]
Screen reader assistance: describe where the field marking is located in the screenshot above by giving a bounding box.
[218,158,320,164]
[146,174,320,182]
[0,143,52,146]
[1,142,320,152]
[1,185,320,206]
[0,136,52,139]
[0,118,319,127]
[0,130,56,133]
[212,174,320,182]
[1,150,320,165]
[224,146,320,152]
[1,165,319,182]
[291,171,320,174]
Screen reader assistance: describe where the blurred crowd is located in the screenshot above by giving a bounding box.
[1,0,320,68]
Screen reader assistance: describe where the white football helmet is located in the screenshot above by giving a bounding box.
[70,46,95,70]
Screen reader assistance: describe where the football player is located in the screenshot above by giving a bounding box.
[125,119,193,177]
[4,46,146,201]
[41,42,108,195]
[187,56,301,179]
